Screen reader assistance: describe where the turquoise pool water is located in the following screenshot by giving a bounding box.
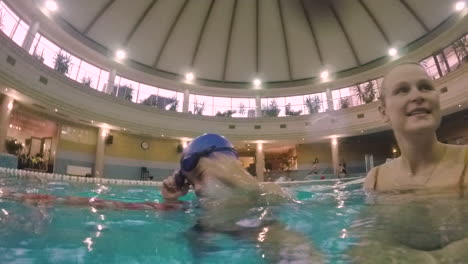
[3,172,467,263]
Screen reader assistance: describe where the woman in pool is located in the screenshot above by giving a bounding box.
[351,62,468,263]
[364,62,468,193]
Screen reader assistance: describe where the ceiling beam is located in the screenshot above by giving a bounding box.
[255,0,260,74]
[124,0,159,46]
[190,0,215,67]
[399,0,429,32]
[277,0,293,80]
[152,0,189,68]
[222,0,238,81]
[299,0,323,66]
[328,2,361,65]
[83,0,116,35]
[357,0,391,46]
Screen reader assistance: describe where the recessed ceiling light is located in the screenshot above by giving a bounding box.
[320,70,329,79]
[7,102,13,110]
[45,1,58,12]
[455,1,466,11]
[161,134,164,137]
[54,108,58,112]
[459,104,462,107]
[91,120,94,123]
[253,79,261,87]
[185,72,194,81]
[115,50,126,60]
[388,48,398,56]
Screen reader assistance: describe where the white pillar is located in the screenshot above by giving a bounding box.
[105,69,117,94]
[326,88,333,111]
[331,137,339,175]
[182,89,190,113]
[0,95,14,153]
[94,127,107,178]
[22,21,40,51]
[255,95,262,117]
[255,143,265,181]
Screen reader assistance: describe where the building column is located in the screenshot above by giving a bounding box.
[104,69,117,94]
[255,143,264,181]
[326,88,333,111]
[0,95,14,153]
[255,95,262,117]
[94,127,108,178]
[182,89,190,113]
[22,21,39,51]
[331,137,339,175]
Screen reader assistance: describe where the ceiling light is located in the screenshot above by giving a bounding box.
[45,1,58,12]
[388,48,398,56]
[459,104,462,107]
[91,120,94,123]
[115,50,126,60]
[253,79,261,87]
[7,102,13,110]
[455,1,466,11]
[185,72,194,81]
[320,70,329,79]
[54,108,58,112]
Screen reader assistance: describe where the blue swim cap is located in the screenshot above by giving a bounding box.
[175,134,237,189]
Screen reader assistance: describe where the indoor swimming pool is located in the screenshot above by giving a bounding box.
[1,169,468,264]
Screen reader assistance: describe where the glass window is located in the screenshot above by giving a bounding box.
[116,76,139,103]
[58,49,81,80]
[11,20,29,46]
[33,36,61,68]
[158,87,178,111]
[435,53,449,76]
[190,94,213,116]
[213,97,232,116]
[285,95,304,115]
[232,97,253,117]
[77,60,101,89]
[97,70,109,92]
[138,83,158,105]
[444,46,460,71]
[420,56,440,80]
[0,2,20,37]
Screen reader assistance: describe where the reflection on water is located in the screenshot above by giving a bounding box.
[1,174,468,263]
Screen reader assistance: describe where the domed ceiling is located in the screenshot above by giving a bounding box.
[26,0,460,86]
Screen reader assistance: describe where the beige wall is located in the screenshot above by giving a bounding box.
[297,142,332,168]
[105,131,180,163]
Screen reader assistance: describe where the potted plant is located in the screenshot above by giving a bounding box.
[33,51,45,63]
[193,100,205,115]
[285,103,302,116]
[168,97,179,111]
[81,76,93,88]
[215,110,237,117]
[340,97,350,109]
[238,103,246,116]
[262,100,281,117]
[53,51,72,74]
[5,139,23,155]
[112,85,133,101]
[305,95,321,114]
[354,81,376,104]
[453,37,468,64]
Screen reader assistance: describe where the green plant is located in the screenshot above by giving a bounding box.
[53,51,72,74]
[453,37,468,63]
[112,85,133,101]
[285,103,302,116]
[353,81,376,104]
[262,100,280,117]
[215,110,237,117]
[305,96,321,114]
[238,103,246,116]
[193,100,205,115]
[81,76,93,88]
[340,97,350,109]
[5,139,23,155]
[168,97,178,111]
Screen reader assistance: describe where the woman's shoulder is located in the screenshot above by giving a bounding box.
[444,144,468,162]
[363,159,400,190]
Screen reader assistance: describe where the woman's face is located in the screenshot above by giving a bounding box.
[380,64,441,135]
